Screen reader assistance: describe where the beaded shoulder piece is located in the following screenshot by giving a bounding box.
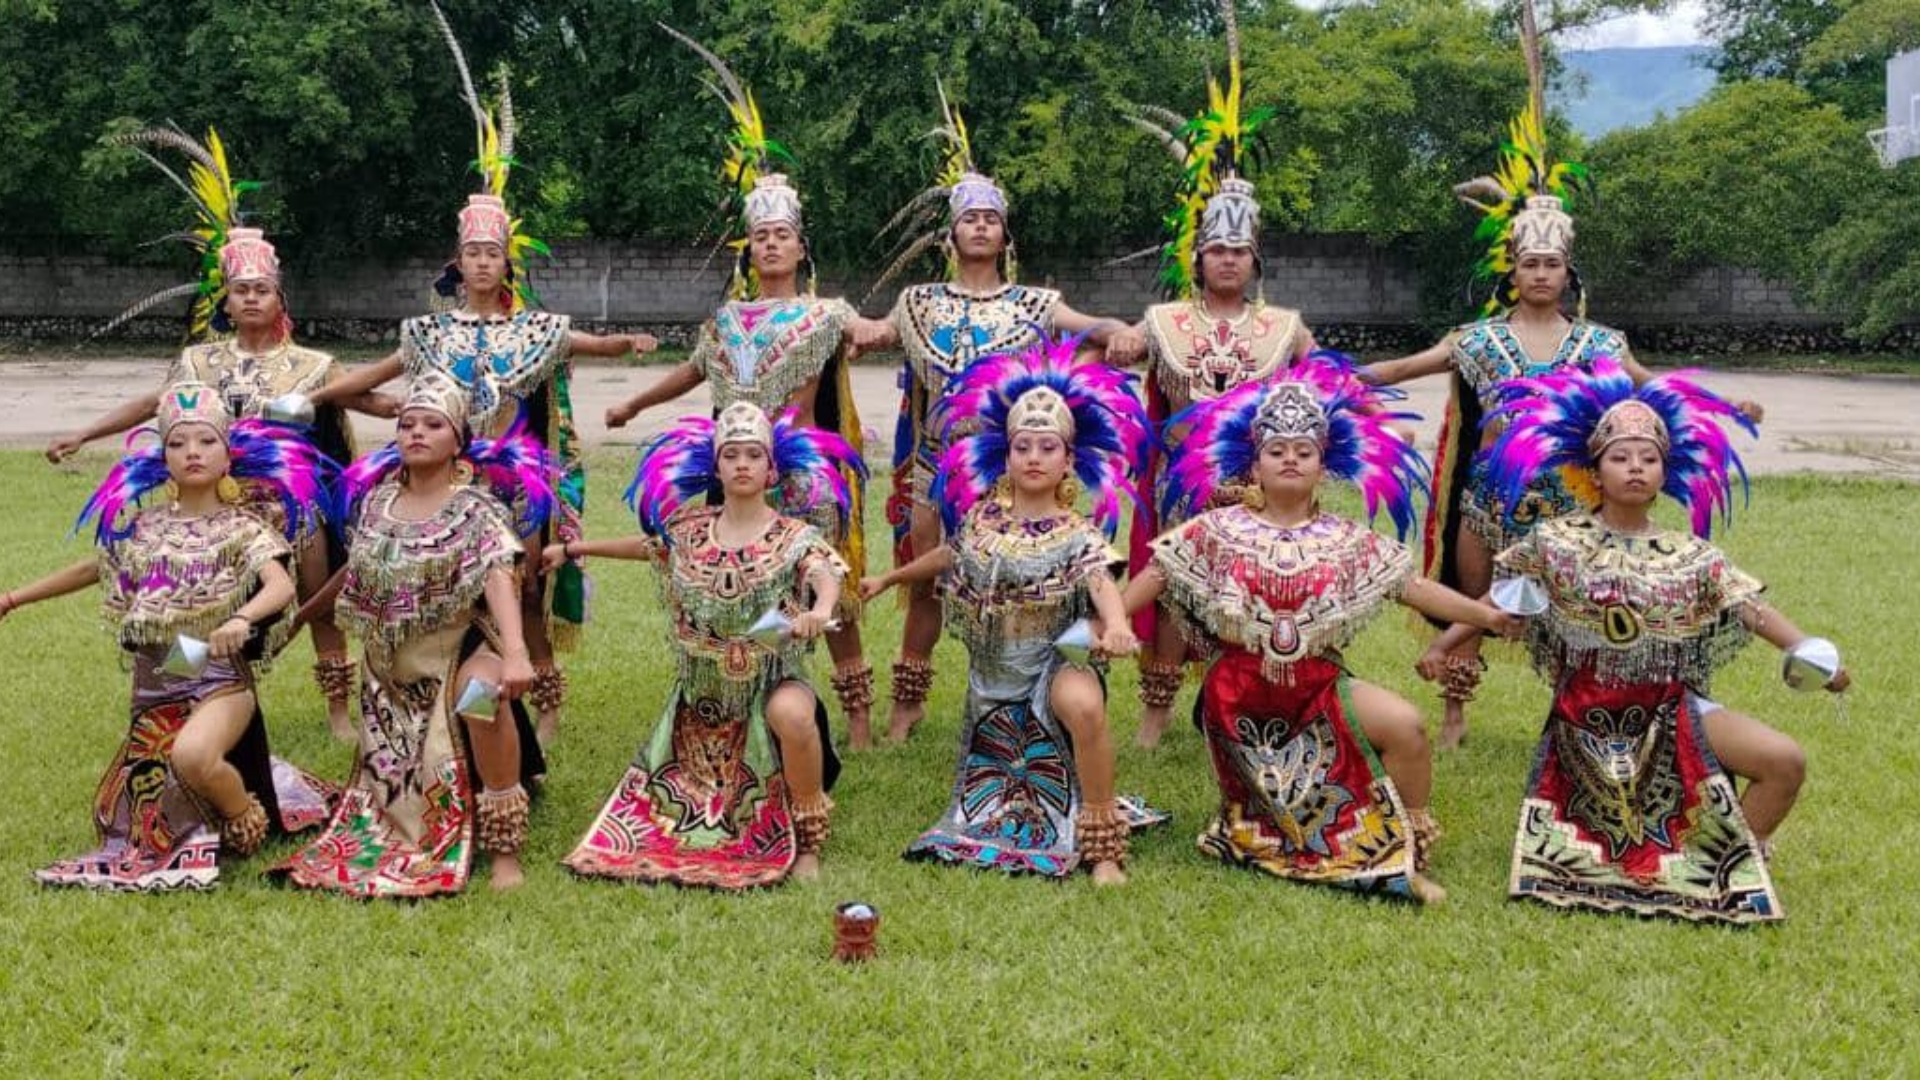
[336,483,522,649]
[101,505,292,651]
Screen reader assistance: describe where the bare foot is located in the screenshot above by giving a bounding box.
[536,709,560,749]
[885,702,924,745]
[490,854,525,892]
[847,708,873,752]
[326,700,357,744]
[1090,860,1127,887]
[1135,706,1172,749]
[791,852,821,881]
[1409,872,1447,906]
[1437,701,1467,752]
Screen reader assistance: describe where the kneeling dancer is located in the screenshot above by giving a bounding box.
[862,337,1164,884]
[1124,360,1517,903]
[562,403,859,888]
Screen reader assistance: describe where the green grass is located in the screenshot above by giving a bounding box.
[1,453,1915,1077]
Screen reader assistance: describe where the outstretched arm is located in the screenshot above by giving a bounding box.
[311,353,403,405]
[47,392,161,463]
[540,536,658,572]
[846,314,900,353]
[1620,349,1765,423]
[1362,337,1453,387]
[1053,303,1127,346]
[605,361,705,429]
[1740,600,1849,690]
[570,330,658,359]
[858,545,953,602]
[1400,577,1519,637]
[0,558,100,618]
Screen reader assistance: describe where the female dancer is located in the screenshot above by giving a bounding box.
[561,403,858,888]
[1431,357,1842,922]
[1123,362,1518,903]
[4,383,336,890]
[861,337,1156,885]
[275,373,553,896]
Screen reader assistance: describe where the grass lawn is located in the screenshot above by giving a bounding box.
[0,452,1914,1077]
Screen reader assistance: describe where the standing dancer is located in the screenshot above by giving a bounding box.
[861,336,1161,885]
[316,7,656,745]
[1122,363,1518,903]
[1363,1,1763,749]
[849,84,1123,742]
[603,26,875,746]
[561,403,858,888]
[46,126,391,739]
[275,373,554,896]
[4,384,337,890]
[1430,358,1840,922]
[1105,0,1319,746]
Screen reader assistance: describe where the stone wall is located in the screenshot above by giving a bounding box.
[0,234,1885,354]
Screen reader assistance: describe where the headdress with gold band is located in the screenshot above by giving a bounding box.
[1451,0,1592,318]
[340,387,560,539]
[1162,354,1428,538]
[658,23,813,301]
[628,404,865,542]
[75,381,337,546]
[429,1,549,313]
[868,80,1018,299]
[94,125,287,345]
[929,331,1150,537]
[1485,357,1756,538]
[1119,0,1274,300]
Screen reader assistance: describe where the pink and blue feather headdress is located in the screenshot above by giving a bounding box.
[930,331,1150,537]
[75,412,339,547]
[340,405,561,539]
[1484,355,1756,537]
[1163,353,1428,538]
[626,404,864,540]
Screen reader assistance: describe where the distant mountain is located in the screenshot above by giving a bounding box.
[1555,46,1719,137]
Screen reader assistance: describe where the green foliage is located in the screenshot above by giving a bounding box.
[2,452,1917,1074]
[1807,164,1920,339]
[1578,80,1866,303]
[1702,0,1885,118]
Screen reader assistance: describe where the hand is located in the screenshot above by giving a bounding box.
[209,616,252,658]
[1826,667,1851,693]
[1486,608,1526,639]
[1103,327,1146,367]
[366,392,402,419]
[605,401,640,429]
[629,333,660,356]
[1415,645,1450,683]
[1096,624,1140,658]
[540,543,570,573]
[1737,399,1765,424]
[498,651,534,699]
[858,575,892,603]
[847,317,891,352]
[0,591,17,623]
[45,434,83,464]
[790,611,830,641]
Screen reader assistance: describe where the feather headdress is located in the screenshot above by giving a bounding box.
[1484,357,1756,538]
[867,80,1016,300]
[341,406,560,538]
[93,124,268,344]
[74,416,338,547]
[929,332,1150,537]
[1453,0,1592,316]
[1163,353,1427,538]
[429,1,549,312]
[1120,0,1276,299]
[626,405,865,541]
[659,22,807,301]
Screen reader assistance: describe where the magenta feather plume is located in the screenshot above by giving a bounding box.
[626,406,864,541]
[76,420,341,545]
[1164,352,1427,537]
[932,329,1150,536]
[74,427,170,545]
[468,412,562,536]
[1485,355,1756,537]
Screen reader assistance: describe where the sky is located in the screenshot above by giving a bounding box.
[1560,0,1711,49]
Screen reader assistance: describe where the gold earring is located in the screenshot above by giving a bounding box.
[216,475,243,504]
[1240,482,1266,511]
[992,474,1014,509]
[1056,477,1082,508]
[164,479,181,503]
[450,460,475,488]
